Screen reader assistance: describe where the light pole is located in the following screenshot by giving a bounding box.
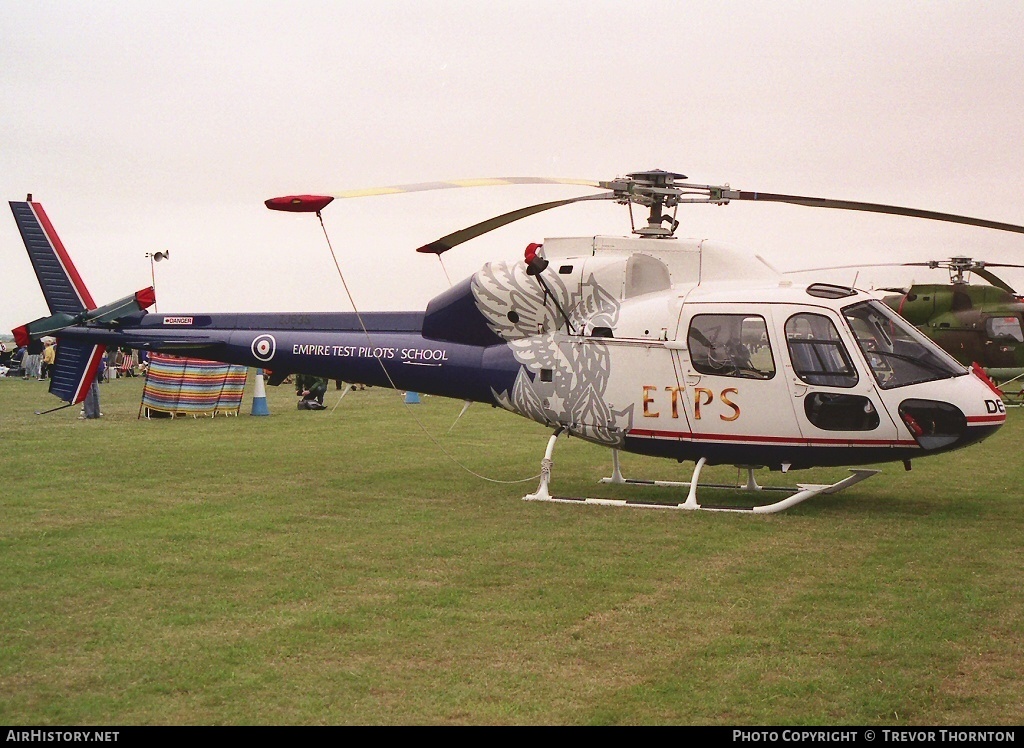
[145,251,170,312]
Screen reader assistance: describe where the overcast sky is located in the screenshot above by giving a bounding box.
[3,1,1024,334]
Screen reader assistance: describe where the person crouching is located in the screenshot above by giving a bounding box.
[298,376,328,410]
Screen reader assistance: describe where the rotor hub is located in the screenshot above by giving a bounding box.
[603,169,691,238]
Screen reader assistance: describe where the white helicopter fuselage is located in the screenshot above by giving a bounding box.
[474,236,1005,471]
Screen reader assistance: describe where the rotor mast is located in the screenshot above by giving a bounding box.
[604,169,687,238]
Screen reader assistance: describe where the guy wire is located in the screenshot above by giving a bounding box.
[316,212,540,484]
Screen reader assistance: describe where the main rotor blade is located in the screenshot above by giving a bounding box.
[970,267,1017,294]
[335,177,600,199]
[785,260,1023,294]
[782,262,909,274]
[733,192,1024,235]
[416,193,617,254]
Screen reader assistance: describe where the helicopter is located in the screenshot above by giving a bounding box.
[878,258,1024,390]
[9,170,1023,513]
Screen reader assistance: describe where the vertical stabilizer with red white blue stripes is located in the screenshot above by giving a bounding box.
[9,201,96,314]
[9,200,105,404]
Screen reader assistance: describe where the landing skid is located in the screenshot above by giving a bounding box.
[523,438,880,514]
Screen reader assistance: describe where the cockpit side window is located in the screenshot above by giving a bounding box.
[785,313,858,388]
[986,315,1024,343]
[842,301,965,389]
[688,314,775,379]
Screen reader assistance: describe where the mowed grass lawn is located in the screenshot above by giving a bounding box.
[0,373,1021,725]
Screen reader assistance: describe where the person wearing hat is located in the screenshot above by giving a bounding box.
[40,339,56,380]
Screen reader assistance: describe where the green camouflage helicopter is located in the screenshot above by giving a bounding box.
[875,257,1024,393]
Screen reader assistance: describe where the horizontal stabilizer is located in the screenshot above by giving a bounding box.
[85,287,156,324]
[13,315,75,346]
[12,287,155,344]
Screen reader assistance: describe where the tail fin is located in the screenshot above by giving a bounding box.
[9,199,151,404]
[9,200,95,314]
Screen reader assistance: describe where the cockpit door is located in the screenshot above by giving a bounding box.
[776,305,899,446]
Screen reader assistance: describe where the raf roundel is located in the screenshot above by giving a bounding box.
[251,334,276,362]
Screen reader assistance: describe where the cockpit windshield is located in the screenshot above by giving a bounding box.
[842,300,966,389]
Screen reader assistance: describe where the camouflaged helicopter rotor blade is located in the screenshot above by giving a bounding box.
[969,266,1018,294]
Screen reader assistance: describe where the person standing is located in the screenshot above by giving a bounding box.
[41,340,56,380]
[81,380,101,419]
[103,349,114,381]
[23,338,43,380]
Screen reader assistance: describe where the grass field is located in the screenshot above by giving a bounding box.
[1,373,1021,725]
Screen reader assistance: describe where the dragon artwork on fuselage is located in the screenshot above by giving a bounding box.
[472,258,632,447]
